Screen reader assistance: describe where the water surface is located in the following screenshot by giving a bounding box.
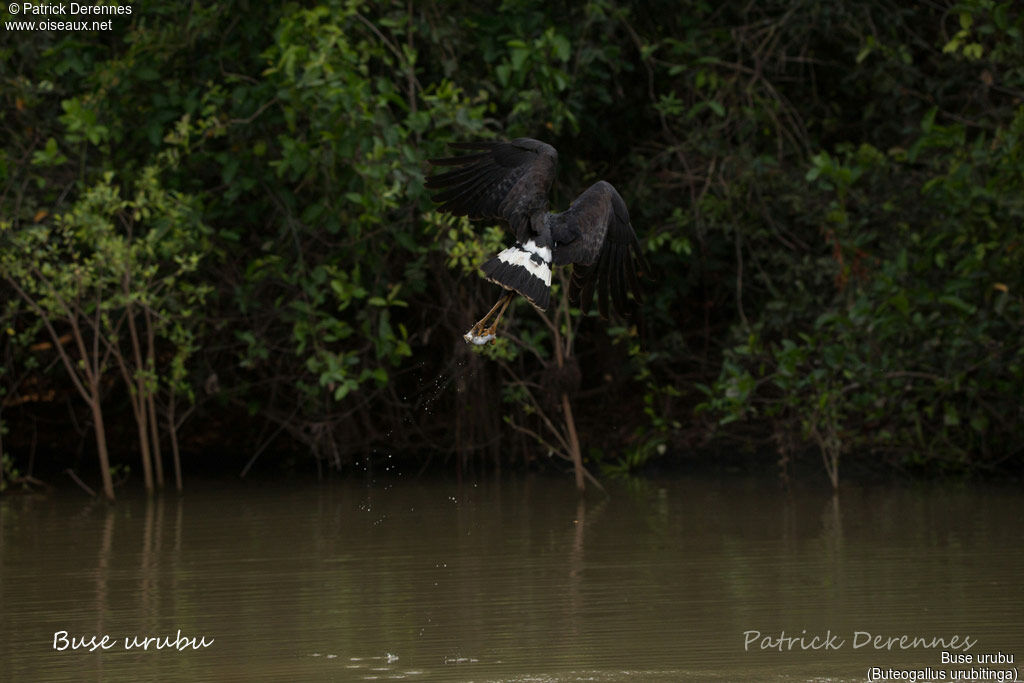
[2,475,1021,681]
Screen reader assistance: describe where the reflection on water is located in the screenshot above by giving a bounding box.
[1,475,1022,681]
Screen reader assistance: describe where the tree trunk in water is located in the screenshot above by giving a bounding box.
[144,310,164,488]
[90,392,115,502]
[167,395,183,493]
[133,383,154,493]
[125,306,154,493]
[552,314,585,493]
[147,390,164,489]
[561,392,585,492]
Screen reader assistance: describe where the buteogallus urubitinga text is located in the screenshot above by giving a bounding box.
[426,138,645,343]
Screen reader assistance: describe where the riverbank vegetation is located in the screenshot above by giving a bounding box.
[2,0,1022,497]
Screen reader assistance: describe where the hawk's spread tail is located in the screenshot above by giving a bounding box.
[481,239,551,311]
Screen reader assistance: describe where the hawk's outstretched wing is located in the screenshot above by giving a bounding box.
[550,181,644,320]
[425,138,557,243]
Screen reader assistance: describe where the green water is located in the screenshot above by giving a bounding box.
[1,475,1021,681]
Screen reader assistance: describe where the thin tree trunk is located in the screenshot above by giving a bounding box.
[166,390,183,493]
[551,311,585,493]
[123,303,154,493]
[144,309,164,488]
[561,392,585,492]
[146,390,164,489]
[130,387,154,492]
[90,385,116,501]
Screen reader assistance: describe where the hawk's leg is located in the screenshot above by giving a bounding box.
[464,291,515,345]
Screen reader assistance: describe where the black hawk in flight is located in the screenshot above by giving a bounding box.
[426,138,644,344]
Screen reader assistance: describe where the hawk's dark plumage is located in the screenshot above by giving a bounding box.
[426,138,644,325]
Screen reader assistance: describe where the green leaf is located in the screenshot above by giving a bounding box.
[510,47,530,72]
[551,34,571,62]
[938,295,976,315]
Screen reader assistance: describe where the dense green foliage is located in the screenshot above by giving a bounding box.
[2,0,1022,493]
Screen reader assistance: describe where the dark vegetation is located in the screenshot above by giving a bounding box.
[2,0,1022,498]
